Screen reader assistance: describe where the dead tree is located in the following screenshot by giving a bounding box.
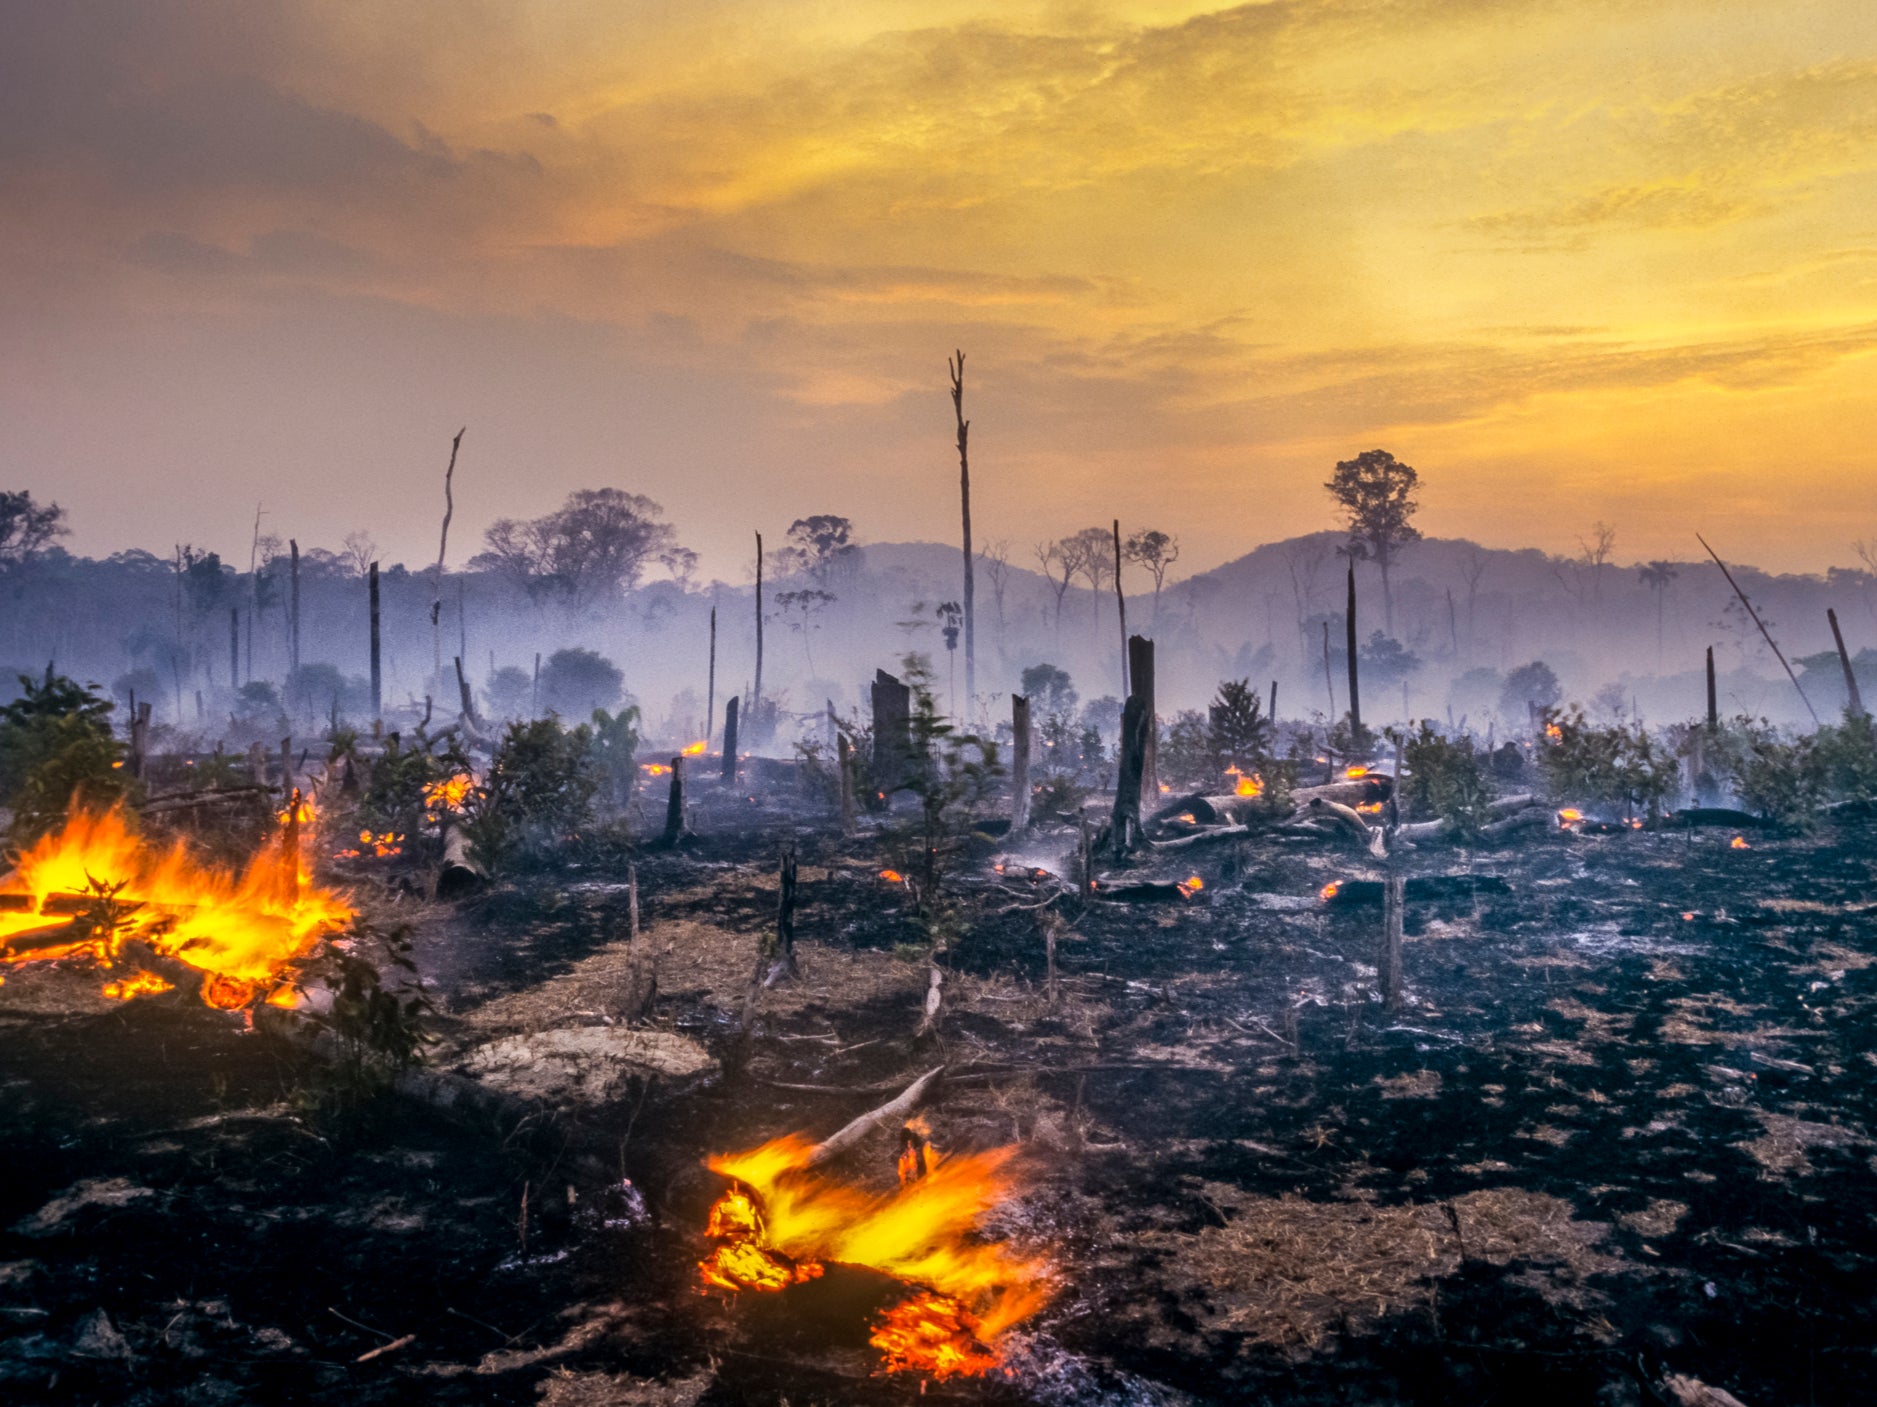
[837,732,857,837]
[950,351,975,718]
[453,656,479,730]
[1706,645,1718,730]
[753,531,764,723]
[663,756,686,846]
[1269,679,1278,729]
[1128,634,1157,803]
[289,539,301,681]
[369,562,383,721]
[743,841,800,1028]
[229,607,240,690]
[1829,607,1864,716]
[1322,620,1337,720]
[1113,520,1128,697]
[128,700,151,780]
[1345,559,1361,738]
[430,427,464,689]
[1381,870,1404,1010]
[871,669,912,793]
[1010,693,1032,833]
[1110,693,1150,862]
[706,604,717,744]
[1698,533,1818,723]
[721,696,740,782]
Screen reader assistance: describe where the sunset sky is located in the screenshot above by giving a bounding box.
[4,1,1876,578]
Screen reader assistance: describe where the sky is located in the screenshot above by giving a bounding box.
[4,0,1877,580]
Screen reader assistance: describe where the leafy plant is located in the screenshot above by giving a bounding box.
[589,704,642,812]
[461,716,600,869]
[1208,679,1271,773]
[1393,722,1494,839]
[0,670,126,842]
[1536,706,1676,818]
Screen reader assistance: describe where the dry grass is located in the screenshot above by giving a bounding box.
[1142,1184,1625,1352]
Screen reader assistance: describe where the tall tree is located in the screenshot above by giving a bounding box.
[780,515,861,586]
[950,351,975,720]
[472,488,678,610]
[1637,560,1678,666]
[0,491,67,566]
[1123,528,1180,624]
[1325,449,1422,632]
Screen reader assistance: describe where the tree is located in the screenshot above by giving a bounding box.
[779,515,861,587]
[538,647,624,719]
[1358,632,1421,690]
[472,489,678,609]
[1500,660,1562,724]
[0,671,124,841]
[1637,560,1678,666]
[774,588,836,677]
[340,531,378,578]
[978,539,1013,642]
[1325,449,1421,631]
[1123,528,1180,622]
[1579,522,1617,603]
[0,491,67,566]
[1066,526,1114,647]
[1019,663,1077,720]
[1208,679,1270,773]
[1032,540,1077,634]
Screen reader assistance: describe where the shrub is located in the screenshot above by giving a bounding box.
[462,717,601,869]
[0,671,126,842]
[1536,706,1676,818]
[1394,722,1494,839]
[1208,679,1271,773]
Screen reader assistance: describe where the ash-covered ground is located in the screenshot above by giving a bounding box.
[4,786,1874,1406]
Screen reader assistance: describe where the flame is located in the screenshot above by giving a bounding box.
[1176,812,1196,824]
[421,772,475,811]
[102,970,172,1001]
[1545,724,1564,741]
[698,1131,1047,1378]
[897,1116,937,1187]
[682,740,708,756]
[1179,875,1204,894]
[642,763,671,777]
[1354,801,1383,814]
[1345,765,1369,778]
[1235,774,1263,797]
[0,805,352,1008]
[1731,835,1750,849]
[1320,881,1340,900]
[880,869,904,884]
[1557,808,1583,824]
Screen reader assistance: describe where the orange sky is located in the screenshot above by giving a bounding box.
[4,0,1876,577]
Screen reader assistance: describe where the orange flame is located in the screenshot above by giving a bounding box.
[1235,774,1263,797]
[1345,765,1369,779]
[1179,875,1204,894]
[1557,808,1583,824]
[880,869,905,884]
[1355,801,1383,814]
[102,970,173,1001]
[1731,835,1750,849]
[0,806,352,1008]
[642,763,671,777]
[1320,881,1340,900]
[1545,724,1564,741]
[682,740,708,756]
[421,772,475,811]
[698,1131,1047,1377]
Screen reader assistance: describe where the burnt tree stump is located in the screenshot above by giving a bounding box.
[1111,692,1150,862]
[721,696,740,783]
[871,669,913,794]
[1010,693,1032,833]
[663,757,686,846]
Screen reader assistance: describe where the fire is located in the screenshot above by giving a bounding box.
[421,772,475,811]
[682,740,708,756]
[1557,808,1583,825]
[642,762,670,777]
[102,970,173,1001]
[880,869,905,884]
[1354,801,1383,814]
[336,830,403,860]
[1731,835,1750,849]
[1176,812,1196,824]
[0,805,352,1008]
[1235,774,1263,797]
[1320,881,1340,900]
[698,1130,1047,1378]
[1179,875,1204,895]
[1545,723,1564,741]
[1345,765,1369,778]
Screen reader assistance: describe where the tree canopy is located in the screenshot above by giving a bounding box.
[472,489,678,608]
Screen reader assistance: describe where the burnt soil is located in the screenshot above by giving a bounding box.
[4,785,1875,1406]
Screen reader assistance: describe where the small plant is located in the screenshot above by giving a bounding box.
[461,716,602,870]
[286,921,433,1118]
[0,670,127,843]
[1393,722,1494,840]
[589,704,642,813]
[1536,706,1676,819]
[1208,679,1271,774]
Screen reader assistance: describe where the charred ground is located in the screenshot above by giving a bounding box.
[3,785,1875,1406]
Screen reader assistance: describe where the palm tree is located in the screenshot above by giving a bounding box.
[1637,561,1679,668]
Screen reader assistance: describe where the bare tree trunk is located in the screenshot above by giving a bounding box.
[837,732,857,838]
[721,696,740,783]
[706,605,717,745]
[229,607,239,691]
[454,656,479,729]
[530,650,540,719]
[1128,634,1156,804]
[871,669,912,793]
[752,532,764,728]
[1382,870,1404,1010]
[1322,620,1337,721]
[289,539,301,684]
[1113,520,1128,697]
[1345,560,1361,738]
[1829,607,1864,716]
[369,563,382,722]
[663,756,686,846]
[1706,645,1717,731]
[1269,679,1278,729]
[1010,693,1031,833]
[431,427,464,691]
[1110,693,1149,862]
[950,351,975,720]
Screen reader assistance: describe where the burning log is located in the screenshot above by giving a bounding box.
[1095,877,1202,903]
[803,1065,944,1168]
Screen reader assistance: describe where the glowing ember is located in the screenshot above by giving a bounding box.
[0,806,353,1008]
[1557,808,1584,824]
[1178,875,1204,895]
[682,740,708,756]
[871,1290,1000,1380]
[336,829,403,860]
[1355,801,1383,814]
[1345,765,1369,778]
[1235,774,1263,797]
[698,1131,1047,1378]
[102,970,173,1001]
[1545,724,1564,741]
[1176,812,1196,824]
[421,772,475,810]
[1731,835,1750,849]
[1320,881,1340,900]
[642,762,671,777]
[880,869,905,884]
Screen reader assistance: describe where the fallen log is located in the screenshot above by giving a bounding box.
[436,824,486,900]
[1667,807,1770,829]
[1479,807,1551,843]
[1144,824,1253,852]
[803,1065,944,1168]
[1092,878,1199,903]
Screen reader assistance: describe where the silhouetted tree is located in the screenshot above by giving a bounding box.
[1500,660,1562,723]
[1325,449,1421,632]
[1123,528,1180,622]
[539,647,624,718]
[0,491,66,566]
[1638,560,1678,665]
[1208,679,1270,773]
[474,489,678,609]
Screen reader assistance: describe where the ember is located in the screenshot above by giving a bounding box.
[421,771,475,811]
[880,869,905,883]
[697,1131,1047,1378]
[1732,835,1750,849]
[0,806,352,1008]
[681,739,708,756]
